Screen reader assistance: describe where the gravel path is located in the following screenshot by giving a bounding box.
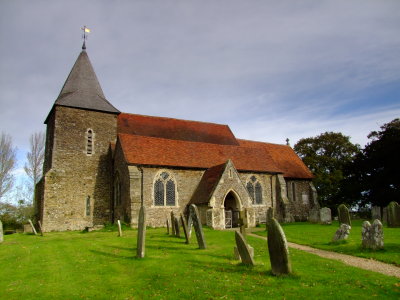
[249,233,400,279]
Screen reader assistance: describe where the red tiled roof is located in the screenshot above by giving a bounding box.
[190,163,226,205]
[118,133,281,173]
[238,139,313,179]
[118,113,239,146]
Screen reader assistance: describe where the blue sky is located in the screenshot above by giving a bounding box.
[0,0,399,195]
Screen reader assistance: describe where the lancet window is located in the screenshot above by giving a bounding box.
[246,175,263,205]
[154,171,176,206]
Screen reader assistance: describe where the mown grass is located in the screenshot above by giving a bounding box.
[1,227,399,299]
[256,220,400,266]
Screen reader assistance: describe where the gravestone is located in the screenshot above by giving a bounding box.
[117,220,122,237]
[238,209,248,239]
[24,224,33,233]
[38,220,44,236]
[337,204,351,226]
[180,214,190,244]
[136,206,146,258]
[0,220,3,243]
[308,208,320,223]
[28,219,38,235]
[234,245,254,260]
[234,231,255,266]
[187,212,193,239]
[332,223,351,242]
[387,201,400,227]
[371,206,381,221]
[320,207,332,225]
[166,219,170,235]
[267,218,292,275]
[362,220,384,250]
[170,212,176,236]
[189,204,206,249]
[266,207,274,228]
[174,217,180,238]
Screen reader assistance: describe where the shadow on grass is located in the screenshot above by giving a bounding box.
[89,249,135,260]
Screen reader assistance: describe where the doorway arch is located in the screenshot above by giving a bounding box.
[224,191,241,228]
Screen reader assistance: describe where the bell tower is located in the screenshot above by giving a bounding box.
[36,41,120,232]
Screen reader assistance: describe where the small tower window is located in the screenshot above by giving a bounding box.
[86,196,91,216]
[86,129,94,155]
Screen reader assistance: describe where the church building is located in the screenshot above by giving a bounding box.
[35,45,319,232]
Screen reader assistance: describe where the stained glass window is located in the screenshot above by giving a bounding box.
[250,175,257,182]
[161,172,169,180]
[166,180,175,206]
[154,179,164,206]
[255,182,262,204]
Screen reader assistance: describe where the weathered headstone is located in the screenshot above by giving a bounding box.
[180,214,190,244]
[170,211,176,236]
[308,208,320,223]
[267,218,292,275]
[337,204,351,226]
[174,216,180,238]
[234,245,254,260]
[362,220,384,250]
[189,204,206,249]
[136,206,146,258]
[28,219,38,235]
[117,220,122,237]
[38,220,44,236]
[187,212,193,239]
[332,223,351,242]
[320,207,332,225]
[166,219,170,235]
[234,231,255,266]
[0,220,3,243]
[266,207,274,228]
[387,201,400,227]
[371,206,381,221]
[238,209,248,239]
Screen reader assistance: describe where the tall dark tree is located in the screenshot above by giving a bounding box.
[294,132,360,210]
[352,119,400,207]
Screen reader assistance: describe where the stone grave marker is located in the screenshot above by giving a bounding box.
[266,207,274,229]
[28,219,38,235]
[337,204,351,226]
[170,211,176,236]
[180,214,190,244]
[371,206,381,221]
[332,223,351,242]
[234,231,255,266]
[38,220,44,236]
[166,218,170,235]
[387,201,400,227]
[267,218,292,275]
[136,206,146,258]
[187,213,193,239]
[320,207,332,225]
[238,209,248,239]
[362,220,384,250]
[117,220,122,237]
[174,216,181,238]
[308,208,320,223]
[189,204,206,249]
[0,220,3,243]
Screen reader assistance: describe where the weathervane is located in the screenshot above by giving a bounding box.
[81,25,91,50]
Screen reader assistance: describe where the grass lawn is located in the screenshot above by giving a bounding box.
[0,227,399,299]
[257,220,400,266]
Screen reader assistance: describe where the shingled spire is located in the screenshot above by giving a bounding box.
[45,48,119,123]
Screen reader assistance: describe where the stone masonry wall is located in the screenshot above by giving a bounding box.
[40,106,118,231]
[286,179,315,221]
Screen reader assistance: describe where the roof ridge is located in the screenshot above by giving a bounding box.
[238,138,288,147]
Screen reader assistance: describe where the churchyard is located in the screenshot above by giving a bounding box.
[1,222,399,299]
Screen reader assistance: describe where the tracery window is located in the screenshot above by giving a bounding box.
[86,129,94,155]
[154,172,176,206]
[246,175,263,205]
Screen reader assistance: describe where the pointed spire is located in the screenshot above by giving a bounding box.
[53,50,119,114]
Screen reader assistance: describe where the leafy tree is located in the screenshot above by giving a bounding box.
[0,132,17,199]
[351,119,400,207]
[294,132,360,210]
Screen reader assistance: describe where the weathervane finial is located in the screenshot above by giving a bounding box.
[81,26,91,50]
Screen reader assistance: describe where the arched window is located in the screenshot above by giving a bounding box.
[114,174,121,206]
[246,175,263,205]
[154,171,177,206]
[86,129,94,155]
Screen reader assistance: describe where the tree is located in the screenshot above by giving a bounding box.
[351,119,400,207]
[24,132,45,188]
[294,132,360,210]
[0,132,17,199]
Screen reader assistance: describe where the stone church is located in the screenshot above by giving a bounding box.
[35,45,319,232]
